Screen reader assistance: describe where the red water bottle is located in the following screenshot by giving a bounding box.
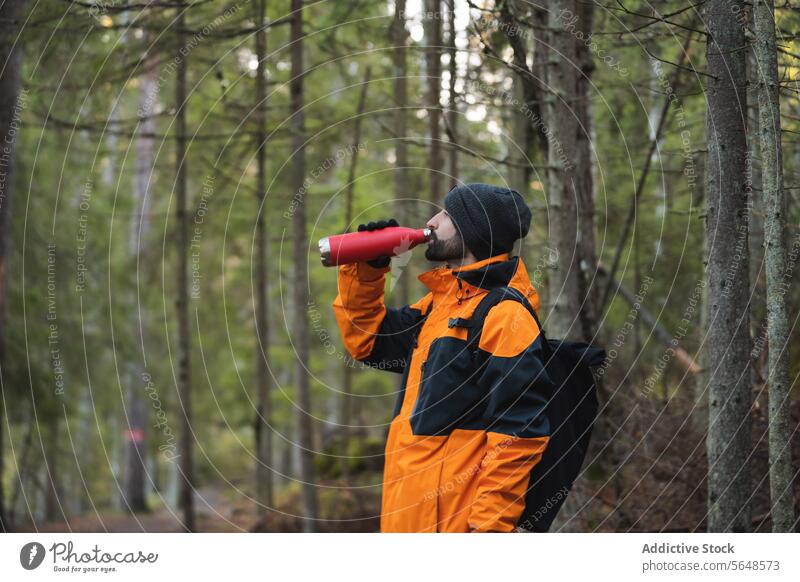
[318,226,433,267]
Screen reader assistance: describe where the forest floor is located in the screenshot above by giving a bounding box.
[16,476,383,533]
[17,484,255,532]
[15,400,799,533]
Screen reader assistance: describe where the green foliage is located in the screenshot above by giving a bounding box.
[3,0,798,528]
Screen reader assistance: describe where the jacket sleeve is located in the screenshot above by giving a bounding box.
[468,300,552,533]
[332,260,432,373]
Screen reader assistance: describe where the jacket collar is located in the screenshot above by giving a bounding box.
[418,253,541,313]
[419,252,517,294]
[418,253,540,313]
[453,254,522,290]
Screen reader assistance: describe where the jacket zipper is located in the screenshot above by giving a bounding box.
[410,359,428,419]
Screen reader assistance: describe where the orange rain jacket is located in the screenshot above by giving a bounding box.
[333,252,552,532]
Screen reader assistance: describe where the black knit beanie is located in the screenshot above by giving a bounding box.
[443,183,532,261]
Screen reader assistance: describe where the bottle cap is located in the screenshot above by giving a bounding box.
[318,237,332,266]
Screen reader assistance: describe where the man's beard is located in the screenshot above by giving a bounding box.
[425,231,467,262]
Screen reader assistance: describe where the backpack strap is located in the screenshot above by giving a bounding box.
[450,286,551,361]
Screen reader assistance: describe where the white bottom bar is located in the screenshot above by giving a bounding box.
[1,533,797,581]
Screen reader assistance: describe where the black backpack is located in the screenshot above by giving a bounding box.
[453,286,606,532]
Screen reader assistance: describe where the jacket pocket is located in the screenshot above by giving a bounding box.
[410,337,484,436]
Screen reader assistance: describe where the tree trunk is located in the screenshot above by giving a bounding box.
[123,369,147,512]
[498,0,531,197]
[123,62,157,515]
[254,0,274,519]
[754,0,795,533]
[745,25,766,415]
[9,406,34,526]
[527,6,550,266]
[174,6,195,532]
[290,0,319,532]
[424,0,443,206]
[0,0,25,532]
[344,67,371,229]
[574,0,598,343]
[546,0,580,339]
[507,75,529,196]
[694,216,710,435]
[704,0,752,533]
[551,3,597,530]
[392,0,410,305]
[496,0,554,267]
[445,0,458,185]
[44,418,62,522]
[340,66,371,481]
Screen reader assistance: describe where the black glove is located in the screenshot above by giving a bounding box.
[357,218,399,268]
